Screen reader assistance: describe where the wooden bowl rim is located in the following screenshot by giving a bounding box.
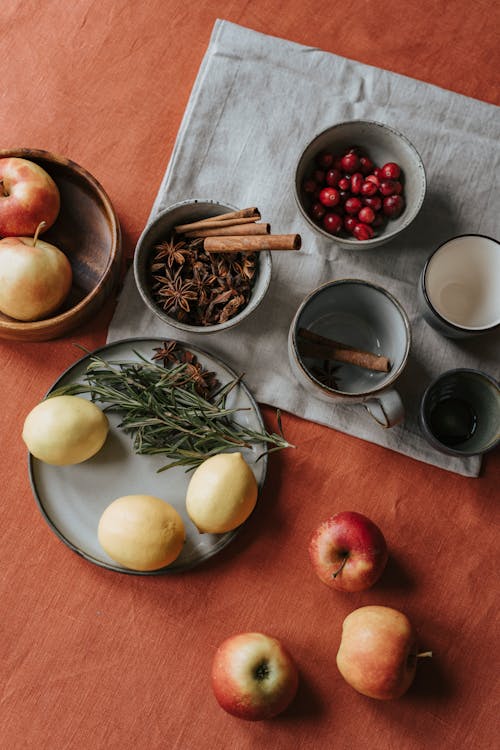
[0,148,121,334]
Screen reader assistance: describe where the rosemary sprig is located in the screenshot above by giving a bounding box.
[51,351,293,471]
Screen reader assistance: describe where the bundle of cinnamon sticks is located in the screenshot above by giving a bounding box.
[174,206,301,253]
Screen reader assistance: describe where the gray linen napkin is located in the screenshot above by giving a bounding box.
[108,19,500,477]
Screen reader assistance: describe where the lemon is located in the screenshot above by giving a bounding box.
[22,395,109,465]
[186,452,258,534]
[98,494,185,571]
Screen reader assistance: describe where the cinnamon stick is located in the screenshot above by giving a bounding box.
[203,207,260,222]
[184,222,270,238]
[298,328,391,373]
[204,234,301,253]
[174,215,261,234]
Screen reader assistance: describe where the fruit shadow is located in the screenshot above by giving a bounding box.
[374,554,416,593]
[410,653,455,703]
[277,671,327,723]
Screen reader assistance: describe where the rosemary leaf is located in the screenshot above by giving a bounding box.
[51,351,293,471]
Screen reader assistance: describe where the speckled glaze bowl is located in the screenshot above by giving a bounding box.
[294,120,426,249]
[133,199,272,334]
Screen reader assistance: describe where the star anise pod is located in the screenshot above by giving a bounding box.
[159,274,197,314]
[154,238,193,268]
[218,295,246,323]
[152,340,179,366]
[310,360,340,389]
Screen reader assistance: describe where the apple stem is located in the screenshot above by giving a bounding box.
[0,179,7,197]
[331,554,348,579]
[33,221,47,247]
[416,651,433,658]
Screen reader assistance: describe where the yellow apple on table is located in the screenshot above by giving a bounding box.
[336,605,432,700]
[0,221,72,321]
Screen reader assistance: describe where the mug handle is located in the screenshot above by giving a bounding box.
[363,389,405,428]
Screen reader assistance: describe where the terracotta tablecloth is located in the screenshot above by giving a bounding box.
[1,2,499,749]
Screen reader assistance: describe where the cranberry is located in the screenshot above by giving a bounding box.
[392,181,403,195]
[353,223,374,241]
[333,157,343,170]
[310,201,326,221]
[374,167,384,180]
[350,172,363,194]
[359,156,374,175]
[361,181,378,196]
[344,216,357,233]
[358,206,376,224]
[313,169,326,184]
[344,196,363,214]
[325,168,342,187]
[338,190,350,201]
[383,195,405,217]
[302,178,317,194]
[319,187,340,207]
[316,151,334,169]
[338,177,351,191]
[381,162,401,180]
[323,212,343,234]
[380,180,399,196]
[341,152,360,173]
[372,214,385,228]
[365,174,380,186]
[363,195,382,212]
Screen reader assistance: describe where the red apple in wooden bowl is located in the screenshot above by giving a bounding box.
[0,148,121,341]
[309,510,388,592]
[0,156,60,237]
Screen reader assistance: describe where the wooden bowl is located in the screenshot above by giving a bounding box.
[0,148,121,341]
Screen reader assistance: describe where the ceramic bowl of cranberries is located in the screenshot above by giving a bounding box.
[295,120,426,249]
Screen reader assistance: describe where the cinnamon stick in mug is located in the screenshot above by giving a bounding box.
[298,328,391,372]
[204,234,301,253]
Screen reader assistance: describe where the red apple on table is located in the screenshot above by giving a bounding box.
[336,605,432,700]
[0,222,72,321]
[0,157,60,237]
[309,511,388,592]
[211,632,299,720]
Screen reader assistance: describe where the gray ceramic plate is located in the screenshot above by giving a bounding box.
[29,338,268,574]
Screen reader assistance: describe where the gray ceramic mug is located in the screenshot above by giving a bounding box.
[288,279,411,427]
[419,369,500,456]
[419,234,500,338]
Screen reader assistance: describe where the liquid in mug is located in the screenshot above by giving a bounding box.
[429,397,478,446]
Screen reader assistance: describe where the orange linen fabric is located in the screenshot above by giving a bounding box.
[1,2,499,749]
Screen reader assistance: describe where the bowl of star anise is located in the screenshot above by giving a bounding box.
[134,200,273,333]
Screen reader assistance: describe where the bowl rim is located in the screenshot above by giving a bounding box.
[290,277,411,398]
[294,119,427,249]
[421,233,500,334]
[0,147,121,333]
[133,198,272,334]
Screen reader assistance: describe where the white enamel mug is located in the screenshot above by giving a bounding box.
[419,234,500,338]
[288,279,411,428]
